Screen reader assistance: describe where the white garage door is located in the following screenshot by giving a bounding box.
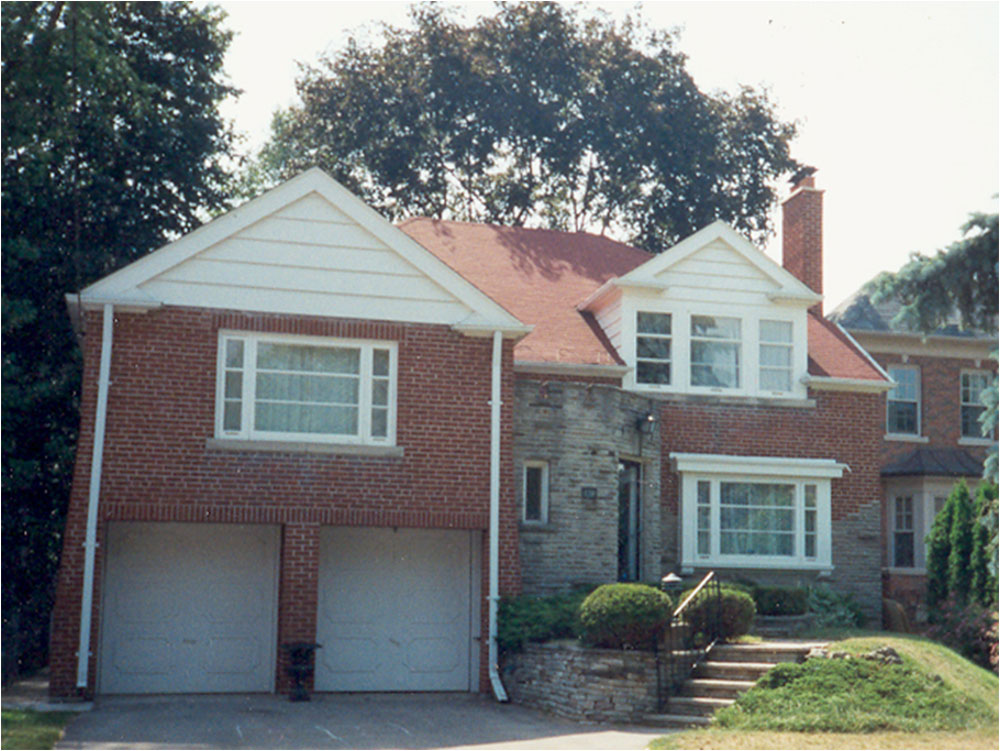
[316,527,476,692]
[98,522,279,694]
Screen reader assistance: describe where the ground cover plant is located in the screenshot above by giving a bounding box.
[1,709,75,750]
[496,587,593,653]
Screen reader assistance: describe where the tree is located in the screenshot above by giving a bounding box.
[925,485,956,610]
[970,482,998,607]
[946,481,975,605]
[250,2,799,252]
[1,1,236,679]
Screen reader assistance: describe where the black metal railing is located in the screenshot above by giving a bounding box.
[655,571,722,710]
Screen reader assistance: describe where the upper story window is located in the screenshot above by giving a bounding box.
[886,365,920,435]
[759,320,793,392]
[522,461,549,524]
[216,332,396,445]
[690,315,741,389]
[636,312,672,386]
[961,371,994,439]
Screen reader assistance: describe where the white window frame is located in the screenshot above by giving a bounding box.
[522,461,549,524]
[885,479,967,573]
[672,453,844,571]
[890,495,916,569]
[214,330,397,445]
[759,319,794,394]
[960,370,995,441]
[886,365,921,437]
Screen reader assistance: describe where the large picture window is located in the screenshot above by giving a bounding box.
[216,332,396,444]
[886,365,920,435]
[690,315,741,388]
[673,453,843,570]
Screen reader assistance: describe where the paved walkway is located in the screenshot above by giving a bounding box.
[2,668,92,713]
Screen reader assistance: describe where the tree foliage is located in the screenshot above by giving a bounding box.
[250,2,799,251]
[946,482,974,605]
[1,1,236,678]
[925,485,956,610]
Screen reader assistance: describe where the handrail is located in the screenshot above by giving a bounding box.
[672,570,715,617]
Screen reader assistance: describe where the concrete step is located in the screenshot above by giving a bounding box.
[681,677,757,699]
[694,660,777,681]
[642,712,711,728]
[709,642,821,664]
[666,695,735,717]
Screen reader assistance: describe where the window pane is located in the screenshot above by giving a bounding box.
[225,339,244,368]
[525,466,543,521]
[804,534,816,558]
[805,509,816,533]
[888,367,918,401]
[697,480,710,506]
[372,379,389,407]
[373,349,390,377]
[256,373,358,404]
[691,315,740,339]
[760,344,791,367]
[638,312,671,335]
[962,405,986,438]
[760,369,791,391]
[371,407,388,438]
[698,532,711,555]
[257,343,360,374]
[225,371,242,399]
[805,485,817,508]
[255,402,358,434]
[760,320,792,343]
[888,402,918,434]
[894,532,915,568]
[223,401,241,431]
[691,341,740,387]
[637,361,671,385]
[637,337,671,359]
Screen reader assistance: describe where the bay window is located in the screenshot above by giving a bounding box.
[216,332,396,444]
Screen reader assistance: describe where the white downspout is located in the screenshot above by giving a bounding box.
[487,330,508,701]
[76,303,114,688]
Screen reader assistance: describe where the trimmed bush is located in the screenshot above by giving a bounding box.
[754,586,808,616]
[680,586,756,642]
[807,584,866,628]
[578,583,673,649]
[497,587,592,654]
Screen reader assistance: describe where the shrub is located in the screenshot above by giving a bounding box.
[680,585,756,642]
[577,583,673,649]
[925,597,999,672]
[806,584,866,628]
[497,587,592,654]
[947,481,975,604]
[753,586,808,616]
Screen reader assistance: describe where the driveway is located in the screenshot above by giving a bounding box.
[56,693,669,750]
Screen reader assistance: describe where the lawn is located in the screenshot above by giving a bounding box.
[1,709,76,750]
[652,633,999,750]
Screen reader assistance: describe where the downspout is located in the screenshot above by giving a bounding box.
[488,330,508,701]
[76,303,114,688]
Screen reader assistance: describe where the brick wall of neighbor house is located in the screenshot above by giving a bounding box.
[658,390,885,621]
[49,306,520,698]
[872,352,996,465]
[514,378,662,594]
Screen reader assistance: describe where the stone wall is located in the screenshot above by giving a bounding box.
[503,642,659,723]
[514,378,662,594]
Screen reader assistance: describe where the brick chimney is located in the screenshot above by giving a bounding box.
[782,173,824,314]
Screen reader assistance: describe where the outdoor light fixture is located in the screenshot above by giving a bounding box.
[635,412,657,435]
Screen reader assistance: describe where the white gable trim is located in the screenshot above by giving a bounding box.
[76,168,529,334]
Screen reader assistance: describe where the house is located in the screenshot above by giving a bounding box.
[829,284,998,619]
[50,168,890,699]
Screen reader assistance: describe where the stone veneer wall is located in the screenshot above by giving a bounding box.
[503,642,659,723]
[514,378,663,594]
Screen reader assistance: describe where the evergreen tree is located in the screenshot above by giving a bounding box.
[926,485,956,610]
[946,481,975,605]
[970,482,998,606]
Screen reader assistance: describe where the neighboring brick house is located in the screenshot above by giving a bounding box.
[50,168,889,699]
[829,285,998,619]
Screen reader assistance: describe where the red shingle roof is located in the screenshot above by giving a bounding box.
[400,217,886,383]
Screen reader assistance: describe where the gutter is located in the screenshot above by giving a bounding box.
[487,330,509,701]
[77,303,114,688]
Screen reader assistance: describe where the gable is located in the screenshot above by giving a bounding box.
[75,169,528,334]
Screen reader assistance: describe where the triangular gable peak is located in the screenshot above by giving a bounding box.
[74,168,529,336]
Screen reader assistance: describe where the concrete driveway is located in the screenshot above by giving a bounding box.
[56,693,670,750]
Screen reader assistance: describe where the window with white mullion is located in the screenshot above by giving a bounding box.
[759,320,793,393]
[636,312,672,385]
[886,365,920,435]
[690,315,741,389]
[961,371,994,439]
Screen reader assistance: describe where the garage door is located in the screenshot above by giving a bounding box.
[316,527,476,691]
[98,522,279,694]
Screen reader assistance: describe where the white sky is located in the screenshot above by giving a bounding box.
[212,1,999,311]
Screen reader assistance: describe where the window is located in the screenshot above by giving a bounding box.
[691,315,741,389]
[759,320,793,392]
[673,453,843,570]
[892,496,915,568]
[961,371,994,439]
[636,312,672,385]
[523,462,549,523]
[216,332,396,444]
[886,366,920,435]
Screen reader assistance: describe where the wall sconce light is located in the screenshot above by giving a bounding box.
[635,412,656,436]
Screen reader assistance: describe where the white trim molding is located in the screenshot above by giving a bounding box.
[801,375,894,393]
[670,453,848,478]
[514,360,629,378]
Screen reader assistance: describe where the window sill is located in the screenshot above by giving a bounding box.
[682,558,833,573]
[884,567,927,575]
[632,390,815,409]
[205,437,405,457]
[884,433,929,443]
[520,521,556,533]
[958,436,996,447]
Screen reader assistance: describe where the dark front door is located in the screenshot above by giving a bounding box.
[618,460,642,581]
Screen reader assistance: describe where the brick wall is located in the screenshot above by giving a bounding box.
[514,379,662,593]
[49,305,520,697]
[781,180,824,314]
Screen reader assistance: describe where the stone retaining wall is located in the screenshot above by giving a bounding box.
[502,641,659,723]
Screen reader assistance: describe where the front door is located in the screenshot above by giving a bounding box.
[618,460,642,581]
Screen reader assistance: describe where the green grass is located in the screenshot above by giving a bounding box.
[1,709,76,750]
[652,632,999,749]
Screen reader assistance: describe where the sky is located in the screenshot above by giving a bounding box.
[211,1,999,311]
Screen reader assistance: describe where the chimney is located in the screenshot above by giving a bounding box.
[782,172,824,315]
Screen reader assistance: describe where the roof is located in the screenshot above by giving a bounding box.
[829,282,995,340]
[882,447,984,477]
[398,218,650,366]
[401,217,887,383]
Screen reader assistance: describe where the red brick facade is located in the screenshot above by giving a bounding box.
[49,306,520,698]
[781,178,824,314]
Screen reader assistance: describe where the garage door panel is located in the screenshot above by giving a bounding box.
[316,527,473,691]
[99,522,278,694]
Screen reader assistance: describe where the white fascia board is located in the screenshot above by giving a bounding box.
[452,314,533,339]
[78,168,525,331]
[514,360,629,378]
[801,375,894,393]
[577,278,666,311]
[618,220,820,302]
[669,452,848,478]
